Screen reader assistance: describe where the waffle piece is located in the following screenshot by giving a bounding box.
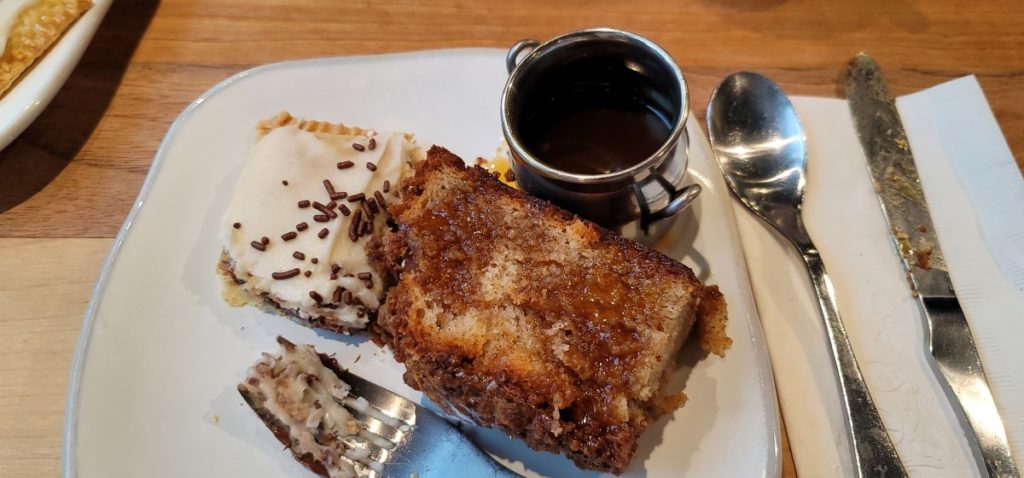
[0,0,91,97]
[369,147,730,474]
[218,112,420,333]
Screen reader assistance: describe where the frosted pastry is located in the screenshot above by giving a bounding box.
[218,112,421,332]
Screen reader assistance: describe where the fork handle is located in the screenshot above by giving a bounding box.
[800,248,908,478]
[457,436,523,478]
[405,422,524,477]
[474,444,525,477]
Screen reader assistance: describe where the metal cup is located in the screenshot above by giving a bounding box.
[500,28,700,245]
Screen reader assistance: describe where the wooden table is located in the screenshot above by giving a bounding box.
[1,1,1021,476]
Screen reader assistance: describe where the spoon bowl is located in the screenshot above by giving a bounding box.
[706,71,908,477]
[707,72,809,245]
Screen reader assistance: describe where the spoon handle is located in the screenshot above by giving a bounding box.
[800,248,908,478]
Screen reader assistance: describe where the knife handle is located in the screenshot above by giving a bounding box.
[800,248,909,478]
[926,296,1021,478]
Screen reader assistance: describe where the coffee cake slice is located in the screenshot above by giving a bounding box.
[369,146,730,473]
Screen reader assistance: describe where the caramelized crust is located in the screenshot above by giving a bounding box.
[370,147,729,473]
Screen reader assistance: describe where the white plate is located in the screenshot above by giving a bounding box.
[62,49,779,478]
[0,0,112,150]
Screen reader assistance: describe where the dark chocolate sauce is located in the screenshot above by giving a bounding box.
[519,68,672,175]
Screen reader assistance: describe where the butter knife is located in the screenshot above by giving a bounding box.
[845,53,1021,478]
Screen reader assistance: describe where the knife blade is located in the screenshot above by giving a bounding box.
[845,53,1020,478]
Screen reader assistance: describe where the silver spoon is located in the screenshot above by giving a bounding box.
[707,71,908,478]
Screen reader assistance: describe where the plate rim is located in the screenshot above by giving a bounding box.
[685,129,782,478]
[61,49,781,478]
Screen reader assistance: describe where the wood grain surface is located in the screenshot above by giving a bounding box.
[1,0,1021,476]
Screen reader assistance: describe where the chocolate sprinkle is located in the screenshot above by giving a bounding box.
[272,268,300,280]
[366,162,377,172]
[296,222,309,231]
[374,190,387,208]
[352,143,366,152]
[357,272,372,280]
[293,251,305,260]
[342,290,352,305]
[313,214,329,222]
[233,222,241,229]
[298,200,311,208]
[311,258,319,264]
[331,191,348,201]
[347,193,365,202]
[333,286,343,303]
[309,290,323,302]
[331,263,341,274]
[282,180,289,186]
[250,241,266,251]
[313,201,337,219]
[367,197,379,213]
[382,180,390,193]
[368,138,377,150]
[337,161,354,169]
[339,205,351,216]
[304,271,312,278]
[261,236,270,245]
[318,228,329,239]
[348,210,363,242]
[281,231,298,241]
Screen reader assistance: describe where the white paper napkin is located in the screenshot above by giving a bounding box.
[732,76,1024,477]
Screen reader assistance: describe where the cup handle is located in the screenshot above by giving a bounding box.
[632,178,702,234]
[506,39,540,74]
[651,183,701,221]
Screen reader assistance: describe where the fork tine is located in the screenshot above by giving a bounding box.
[338,433,389,465]
[337,452,382,478]
[340,401,405,447]
[337,370,417,426]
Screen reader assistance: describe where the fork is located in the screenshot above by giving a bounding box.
[332,369,523,477]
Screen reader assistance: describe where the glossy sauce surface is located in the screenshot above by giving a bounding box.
[521,89,671,175]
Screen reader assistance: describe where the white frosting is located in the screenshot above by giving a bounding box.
[242,341,362,478]
[222,124,416,329]
[0,0,38,58]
